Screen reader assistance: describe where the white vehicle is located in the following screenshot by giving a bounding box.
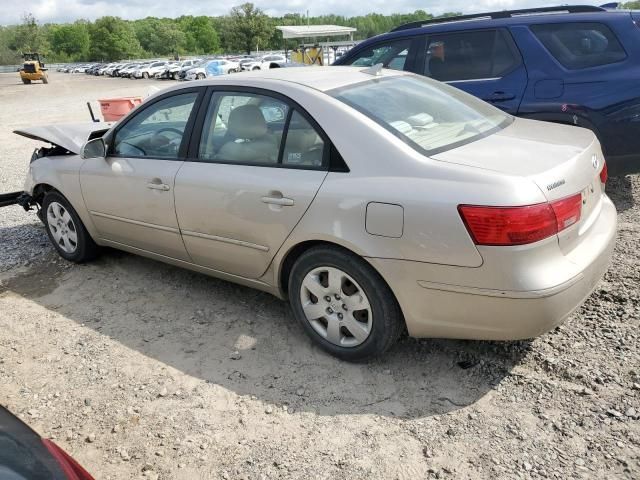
[117,63,139,78]
[154,62,179,79]
[98,63,115,75]
[184,67,205,81]
[71,64,90,73]
[184,59,239,80]
[104,64,118,76]
[133,61,167,79]
[158,60,200,80]
[212,59,240,75]
[241,54,287,71]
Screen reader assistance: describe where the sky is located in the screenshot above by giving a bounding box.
[1,0,606,25]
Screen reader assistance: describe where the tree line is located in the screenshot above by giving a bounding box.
[0,3,450,64]
[3,2,638,65]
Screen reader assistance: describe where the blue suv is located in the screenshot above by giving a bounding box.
[335,5,640,174]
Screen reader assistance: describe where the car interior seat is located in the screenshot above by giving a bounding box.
[216,105,279,164]
[282,127,323,166]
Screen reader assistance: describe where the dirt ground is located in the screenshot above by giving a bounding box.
[0,72,638,480]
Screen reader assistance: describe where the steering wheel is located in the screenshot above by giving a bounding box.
[119,141,146,156]
[149,127,184,155]
[154,127,183,138]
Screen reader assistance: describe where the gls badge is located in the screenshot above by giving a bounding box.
[591,154,599,170]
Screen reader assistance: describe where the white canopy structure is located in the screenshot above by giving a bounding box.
[276,25,357,41]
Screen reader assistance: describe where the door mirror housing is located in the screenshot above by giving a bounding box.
[81,137,106,159]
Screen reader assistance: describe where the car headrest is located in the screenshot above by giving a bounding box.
[227,105,267,139]
[284,129,317,152]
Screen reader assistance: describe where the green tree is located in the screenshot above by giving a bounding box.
[49,21,90,60]
[179,16,220,54]
[11,13,48,54]
[622,1,640,8]
[222,3,272,54]
[89,16,142,61]
[133,18,186,57]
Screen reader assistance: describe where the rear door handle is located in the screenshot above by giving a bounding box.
[146,178,170,191]
[485,91,516,102]
[261,191,294,206]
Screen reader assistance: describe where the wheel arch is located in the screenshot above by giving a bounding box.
[32,182,56,201]
[276,239,404,324]
[30,177,99,243]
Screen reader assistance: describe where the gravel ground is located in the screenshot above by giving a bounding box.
[0,72,638,480]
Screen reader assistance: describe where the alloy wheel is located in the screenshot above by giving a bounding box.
[46,201,78,254]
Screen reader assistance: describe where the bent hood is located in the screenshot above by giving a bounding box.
[13,122,111,154]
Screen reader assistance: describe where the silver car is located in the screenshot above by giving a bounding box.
[13,67,616,360]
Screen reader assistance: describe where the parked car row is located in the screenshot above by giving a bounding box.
[56,53,291,82]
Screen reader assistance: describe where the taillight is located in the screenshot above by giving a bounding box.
[42,439,95,480]
[458,193,582,246]
[599,160,608,184]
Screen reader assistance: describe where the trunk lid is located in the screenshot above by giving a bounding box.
[434,117,606,253]
[13,122,111,154]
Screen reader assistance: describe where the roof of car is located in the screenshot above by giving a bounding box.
[349,7,632,48]
[198,66,406,92]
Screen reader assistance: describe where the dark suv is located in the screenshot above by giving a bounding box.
[335,5,640,174]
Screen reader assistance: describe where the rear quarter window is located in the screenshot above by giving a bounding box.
[531,22,626,69]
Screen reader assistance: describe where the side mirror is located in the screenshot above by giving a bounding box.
[81,137,106,159]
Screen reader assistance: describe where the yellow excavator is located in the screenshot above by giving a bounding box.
[19,53,48,84]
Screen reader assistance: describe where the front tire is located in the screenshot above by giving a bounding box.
[42,192,98,263]
[288,246,404,361]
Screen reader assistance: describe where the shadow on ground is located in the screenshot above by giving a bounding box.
[607,174,635,213]
[1,239,532,419]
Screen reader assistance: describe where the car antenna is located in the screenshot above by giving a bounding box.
[361,63,384,76]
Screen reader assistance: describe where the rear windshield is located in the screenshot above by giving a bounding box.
[330,75,512,156]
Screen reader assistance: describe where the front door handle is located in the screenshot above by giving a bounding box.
[261,191,294,206]
[485,91,516,102]
[147,178,170,191]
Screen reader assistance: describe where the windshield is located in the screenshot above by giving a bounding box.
[330,75,512,156]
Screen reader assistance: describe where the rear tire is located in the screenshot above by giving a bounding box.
[22,78,31,84]
[142,72,149,79]
[42,74,48,84]
[288,246,404,361]
[42,191,98,263]
[196,73,205,80]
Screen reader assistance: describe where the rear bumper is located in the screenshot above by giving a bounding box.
[367,195,617,340]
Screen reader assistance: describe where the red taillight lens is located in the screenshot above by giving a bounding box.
[599,161,608,184]
[550,193,582,231]
[42,439,95,480]
[459,193,582,246]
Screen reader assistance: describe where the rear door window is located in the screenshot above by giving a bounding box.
[344,39,413,71]
[424,30,520,82]
[282,111,325,168]
[531,22,626,69]
[198,92,289,165]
